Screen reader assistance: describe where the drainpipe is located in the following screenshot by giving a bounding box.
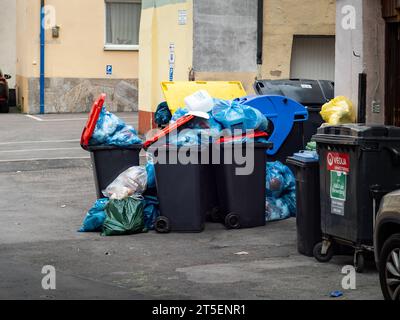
[256,0,264,65]
[358,73,367,123]
[40,0,45,114]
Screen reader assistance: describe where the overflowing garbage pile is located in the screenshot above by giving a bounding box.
[80,90,301,237]
[161,98,270,147]
[161,92,294,223]
[80,102,160,236]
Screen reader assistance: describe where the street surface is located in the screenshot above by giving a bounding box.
[0,112,382,300]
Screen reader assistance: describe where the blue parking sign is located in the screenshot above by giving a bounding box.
[106,65,113,75]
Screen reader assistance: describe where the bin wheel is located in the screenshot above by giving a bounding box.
[155,216,171,234]
[354,251,365,274]
[313,242,334,263]
[209,207,221,223]
[225,213,241,230]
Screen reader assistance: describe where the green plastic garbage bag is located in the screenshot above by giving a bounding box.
[306,141,317,151]
[102,198,145,236]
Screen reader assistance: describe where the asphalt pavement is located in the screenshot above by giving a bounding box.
[0,112,383,300]
[0,111,138,170]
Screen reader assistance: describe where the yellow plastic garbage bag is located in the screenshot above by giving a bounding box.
[320,96,355,125]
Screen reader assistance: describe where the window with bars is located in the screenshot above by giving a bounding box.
[105,0,141,50]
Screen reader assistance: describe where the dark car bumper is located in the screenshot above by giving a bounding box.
[374,213,400,267]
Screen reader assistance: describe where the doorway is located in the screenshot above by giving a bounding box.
[385,22,400,126]
[290,36,335,81]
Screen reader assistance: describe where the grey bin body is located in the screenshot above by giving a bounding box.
[313,124,400,246]
[287,156,322,257]
[87,145,142,199]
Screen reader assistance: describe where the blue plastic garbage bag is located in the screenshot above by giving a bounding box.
[143,195,160,230]
[90,107,142,147]
[172,107,221,133]
[282,192,297,216]
[266,161,296,198]
[212,99,269,132]
[266,191,297,222]
[146,161,156,189]
[265,197,291,222]
[79,198,109,232]
[186,115,223,139]
[174,130,205,147]
[107,125,142,147]
[171,108,189,122]
[155,102,172,126]
[168,108,223,147]
[265,161,296,222]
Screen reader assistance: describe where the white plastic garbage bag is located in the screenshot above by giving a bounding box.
[184,90,214,113]
[102,167,148,200]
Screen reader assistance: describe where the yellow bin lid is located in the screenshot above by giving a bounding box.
[161,81,247,114]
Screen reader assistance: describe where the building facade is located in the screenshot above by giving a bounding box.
[16,0,141,114]
[10,0,337,124]
[335,0,399,126]
[138,0,336,133]
[0,0,17,89]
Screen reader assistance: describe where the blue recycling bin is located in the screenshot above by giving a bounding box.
[238,95,308,164]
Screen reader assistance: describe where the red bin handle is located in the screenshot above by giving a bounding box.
[143,114,195,150]
[216,131,268,144]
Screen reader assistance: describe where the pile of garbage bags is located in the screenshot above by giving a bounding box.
[80,91,298,238]
[89,106,142,147]
[212,99,269,132]
[79,162,160,236]
[265,161,296,222]
[164,98,270,147]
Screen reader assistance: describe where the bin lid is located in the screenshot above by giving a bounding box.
[292,150,319,162]
[253,79,334,106]
[287,151,319,167]
[161,81,247,114]
[238,95,308,156]
[143,114,195,150]
[81,93,106,149]
[85,144,142,152]
[315,124,400,139]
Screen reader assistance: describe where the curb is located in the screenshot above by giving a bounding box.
[0,158,92,173]
[0,154,148,173]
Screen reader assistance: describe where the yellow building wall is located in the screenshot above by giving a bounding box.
[16,0,140,113]
[45,0,138,79]
[138,0,193,118]
[261,0,336,79]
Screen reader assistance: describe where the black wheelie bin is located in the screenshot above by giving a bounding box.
[287,151,322,257]
[313,124,400,272]
[254,79,334,144]
[87,145,142,198]
[152,144,210,233]
[212,134,273,229]
[81,93,142,198]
